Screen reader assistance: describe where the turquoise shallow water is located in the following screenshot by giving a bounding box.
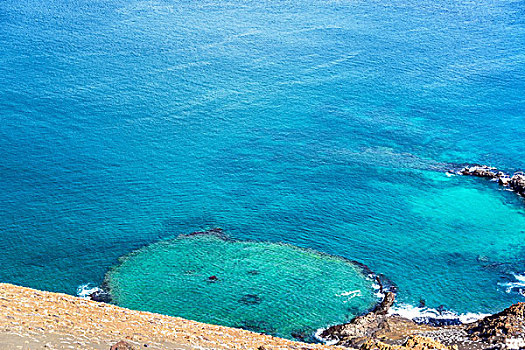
[106,234,377,340]
[1,0,525,335]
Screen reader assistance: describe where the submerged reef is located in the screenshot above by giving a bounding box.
[104,230,379,340]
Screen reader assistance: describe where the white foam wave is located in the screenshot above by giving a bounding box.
[389,303,489,324]
[499,273,525,296]
[76,283,101,299]
[336,290,362,303]
[370,282,386,299]
[314,328,339,346]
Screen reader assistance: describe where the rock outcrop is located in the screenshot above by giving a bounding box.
[320,292,434,347]
[320,290,525,350]
[466,302,525,344]
[110,341,136,350]
[458,165,525,198]
[361,335,454,350]
[89,289,111,303]
[509,173,525,197]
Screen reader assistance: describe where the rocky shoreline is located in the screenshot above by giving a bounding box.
[319,291,525,350]
[2,282,525,349]
[4,221,525,349]
[455,165,525,199]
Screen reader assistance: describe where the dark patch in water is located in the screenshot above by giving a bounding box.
[240,294,262,305]
[290,329,309,341]
[187,227,227,239]
[345,305,362,316]
[207,275,219,283]
[247,270,260,275]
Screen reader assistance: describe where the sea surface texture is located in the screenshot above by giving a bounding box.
[106,234,377,339]
[1,0,524,335]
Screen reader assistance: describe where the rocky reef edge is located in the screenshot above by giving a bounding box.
[454,165,525,199]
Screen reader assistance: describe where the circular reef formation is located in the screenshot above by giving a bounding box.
[105,232,378,340]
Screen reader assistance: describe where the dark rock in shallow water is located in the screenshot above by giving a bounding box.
[419,298,426,308]
[89,290,111,303]
[291,332,306,341]
[237,320,277,336]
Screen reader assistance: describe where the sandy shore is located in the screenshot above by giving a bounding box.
[0,283,339,350]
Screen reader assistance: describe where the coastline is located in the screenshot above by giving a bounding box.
[0,283,338,350]
[319,291,525,349]
[2,282,525,349]
[100,230,387,341]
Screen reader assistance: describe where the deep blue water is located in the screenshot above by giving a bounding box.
[1,0,525,324]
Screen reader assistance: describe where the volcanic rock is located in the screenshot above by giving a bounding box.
[361,335,453,350]
[466,302,525,344]
[320,292,433,347]
[110,341,136,350]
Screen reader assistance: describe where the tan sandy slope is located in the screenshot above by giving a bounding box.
[0,283,340,350]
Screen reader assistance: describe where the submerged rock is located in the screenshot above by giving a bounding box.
[240,294,262,305]
[188,227,227,238]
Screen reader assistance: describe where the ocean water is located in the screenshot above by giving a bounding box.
[106,234,377,339]
[1,0,525,338]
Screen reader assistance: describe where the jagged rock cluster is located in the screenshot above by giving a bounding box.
[320,289,525,350]
[459,165,525,197]
[466,303,525,345]
[319,292,434,347]
[111,341,136,350]
[361,335,455,350]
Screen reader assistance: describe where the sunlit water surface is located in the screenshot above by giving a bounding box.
[1,0,524,338]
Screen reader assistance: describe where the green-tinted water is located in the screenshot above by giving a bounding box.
[106,234,377,340]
